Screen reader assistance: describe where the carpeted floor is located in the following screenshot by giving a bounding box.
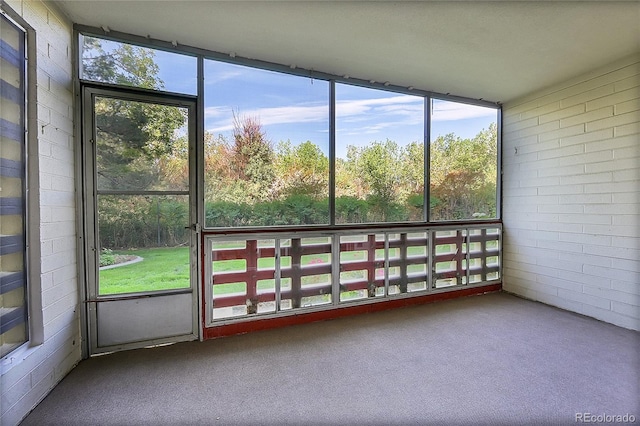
[21,292,639,425]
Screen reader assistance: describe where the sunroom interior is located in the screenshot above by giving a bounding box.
[1,1,638,425]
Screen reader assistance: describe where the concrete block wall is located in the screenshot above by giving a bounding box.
[502,54,640,330]
[0,1,81,425]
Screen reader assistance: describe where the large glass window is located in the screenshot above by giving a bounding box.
[79,32,500,230]
[1,13,28,357]
[80,35,197,95]
[430,99,498,221]
[335,83,425,223]
[204,60,330,227]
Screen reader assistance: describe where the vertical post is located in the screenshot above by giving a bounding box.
[331,234,340,305]
[465,229,471,285]
[246,239,258,313]
[456,230,465,286]
[156,197,161,246]
[291,238,302,308]
[367,234,376,297]
[399,233,408,293]
[424,97,431,223]
[275,238,281,311]
[384,233,389,297]
[481,228,487,282]
[329,81,336,226]
[430,230,436,289]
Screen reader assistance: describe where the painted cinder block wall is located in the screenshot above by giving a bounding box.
[502,54,640,331]
[0,1,81,425]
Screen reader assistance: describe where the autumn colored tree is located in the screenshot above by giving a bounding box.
[228,113,275,203]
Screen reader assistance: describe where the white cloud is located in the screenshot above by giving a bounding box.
[204,106,228,119]
[431,101,496,121]
[206,103,329,134]
[204,69,245,85]
[205,94,426,135]
[336,95,424,134]
[335,95,421,117]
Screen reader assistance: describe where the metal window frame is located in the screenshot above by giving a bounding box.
[72,25,504,348]
[0,4,43,361]
[74,24,503,233]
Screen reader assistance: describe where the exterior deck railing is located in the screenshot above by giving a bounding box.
[204,223,501,327]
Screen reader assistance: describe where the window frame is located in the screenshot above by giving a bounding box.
[75,26,501,235]
[0,4,43,363]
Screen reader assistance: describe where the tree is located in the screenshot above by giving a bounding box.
[95,98,186,190]
[228,113,276,203]
[83,36,162,89]
[400,141,425,196]
[88,37,189,249]
[430,123,497,220]
[203,132,233,201]
[358,139,402,209]
[335,146,365,199]
[275,140,328,199]
[86,37,187,191]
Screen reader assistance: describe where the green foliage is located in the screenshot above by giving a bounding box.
[230,114,275,203]
[198,120,496,226]
[335,196,369,223]
[83,36,162,90]
[99,248,116,267]
[205,195,329,228]
[87,37,497,230]
[406,193,424,221]
[99,196,189,249]
[86,37,187,191]
[430,122,497,220]
[96,98,186,190]
[358,139,401,204]
[276,140,329,199]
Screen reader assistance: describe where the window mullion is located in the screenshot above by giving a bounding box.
[424,96,431,223]
[329,80,336,226]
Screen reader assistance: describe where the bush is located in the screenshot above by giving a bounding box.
[99,248,116,267]
[206,195,329,227]
[99,195,189,249]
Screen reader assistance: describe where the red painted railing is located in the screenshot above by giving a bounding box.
[207,225,501,323]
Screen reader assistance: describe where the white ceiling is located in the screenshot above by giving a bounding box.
[55,1,640,104]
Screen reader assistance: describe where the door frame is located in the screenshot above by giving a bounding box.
[80,84,200,355]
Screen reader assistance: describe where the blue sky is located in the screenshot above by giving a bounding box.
[202,60,497,158]
[86,38,497,158]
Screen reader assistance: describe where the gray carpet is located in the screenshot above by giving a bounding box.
[21,292,639,425]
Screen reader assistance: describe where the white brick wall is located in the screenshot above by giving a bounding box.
[0,1,81,425]
[502,54,640,331]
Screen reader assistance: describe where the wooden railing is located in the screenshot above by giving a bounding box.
[204,224,501,324]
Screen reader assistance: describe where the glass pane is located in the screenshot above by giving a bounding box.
[1,14,28,357]
[204,60,330,227]
[81,35,197,95]
[430,99,498,221]
[335,83,424,224]
[98,195,190,295]
[95,96,189,191]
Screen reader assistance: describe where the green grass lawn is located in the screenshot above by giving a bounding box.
[100,239,491,296]
[99,246,190,295]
